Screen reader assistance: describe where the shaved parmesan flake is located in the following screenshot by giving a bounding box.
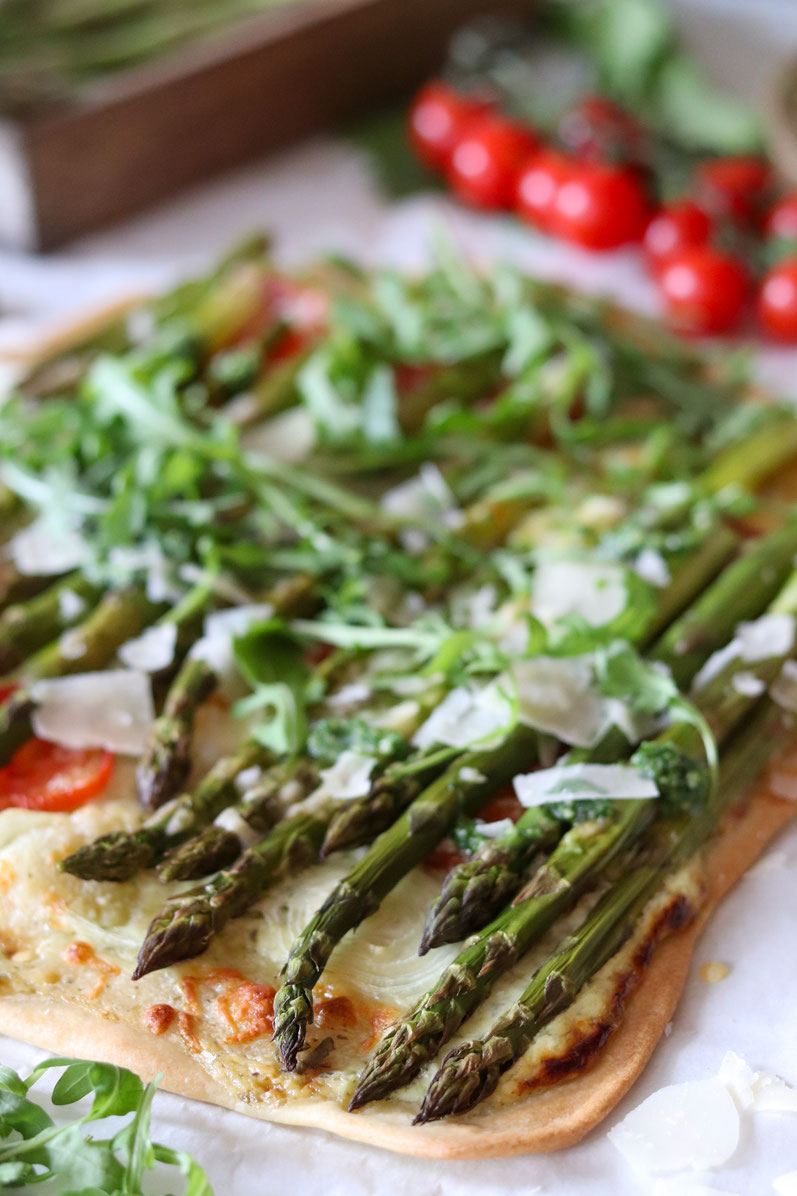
[318,751,377,800]
[57,588,87,621]
[514,762,658,808]
[731,670,766,697]
[235,765,263,794]
[718,1050,756,1111]
[242,406,317,462]
[381,464,461,553]
[213,807,260,847]
[118,622,177,673]
[413,683,513,751]
[512,656,605,747]
[771,659,797,712]
[31,670,154,755]
[634,548,671,588]
[774,1172,797,1196]
[458,766,487,785]
[693,613,797,693]
[531,559,628,629]
[7,517,87,576]
[58,628,87,660]
[473,817,515,838]
[608,1078,740,1174]
[325,682,372,709]
[108,543,181,603]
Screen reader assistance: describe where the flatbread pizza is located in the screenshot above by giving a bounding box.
[0,240,794,1158]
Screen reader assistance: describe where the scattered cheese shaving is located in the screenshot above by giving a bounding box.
[531,559,628,629]
[472,817,515,839]
[118,622,177,673]
[31,670,154,755]
[771,659,797,713]
[753,1073,797,1113]
[213,807,260,848]
[413,683,512,751]
[513,761,658,808]
[57,588,87,621]
[634,547,672,588]
[512,655,606,747]
[7,518,87,576]
[693,613,797,693]
[731,670,766,698]
[325,682,372,709]
[317,751,377,800]
[608,1078,740,1174]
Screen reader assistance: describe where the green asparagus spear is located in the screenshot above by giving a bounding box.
[0,588,165,766]
[132,806,330,979]
[0,572,103,674]
[417,697,790,1123]
[158,758,319,881]
[348,568,797,1109]
[272,522,797,1073]
[135,657,217,811]
[59,738,269,881]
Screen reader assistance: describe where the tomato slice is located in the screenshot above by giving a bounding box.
[0,740,114,813]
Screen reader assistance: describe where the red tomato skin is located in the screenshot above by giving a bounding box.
[558,94,645,165]
[696,156,773,223]
[447,114,539,210]
[0,740,114,813]
[764,193,797,243]
[757,259,797,342]
[550,163,649,250]
[407,82,489,173]
[515,150,574,231]
[643,200,712,270]
[658,247,748,335]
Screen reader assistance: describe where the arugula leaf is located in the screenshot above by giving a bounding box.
[0,1058,214,1195]
[306,718,408,765]
[232,621,311,756]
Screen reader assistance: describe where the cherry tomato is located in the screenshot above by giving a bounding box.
[695,156,773,223]
[657,247,748,335]
[447,114,539,210]
[643,200,712,271]
[764,192,797,243]
[558,95,644,165]
[0,740,113,813]
[516,149,574,231]
[757,258,797,342]
[550,162,649,250]
[407,82,489,173]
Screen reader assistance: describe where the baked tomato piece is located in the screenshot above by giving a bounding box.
[0,740,113,813]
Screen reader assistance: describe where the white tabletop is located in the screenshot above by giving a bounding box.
[1,3,796,1194]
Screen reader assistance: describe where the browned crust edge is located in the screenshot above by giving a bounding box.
[1,789,792,1160]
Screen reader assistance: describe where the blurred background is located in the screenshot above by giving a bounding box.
[2,0,797,371]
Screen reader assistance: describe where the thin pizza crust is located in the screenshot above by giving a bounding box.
[1,782,792,1160]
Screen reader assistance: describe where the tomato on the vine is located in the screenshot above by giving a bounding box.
[695,156,772,223]
[550,162,648,250]
[764,192,797,244]
[558,95,645,165]
[516,149,574,231]
[757,258,797,342]
[657,247,747,335]
[447,113,539,210]
[407,82,489,172]
[0,740,113,813]
[643,200,712,270]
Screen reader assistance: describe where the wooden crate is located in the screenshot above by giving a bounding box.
[0,0,532,250]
